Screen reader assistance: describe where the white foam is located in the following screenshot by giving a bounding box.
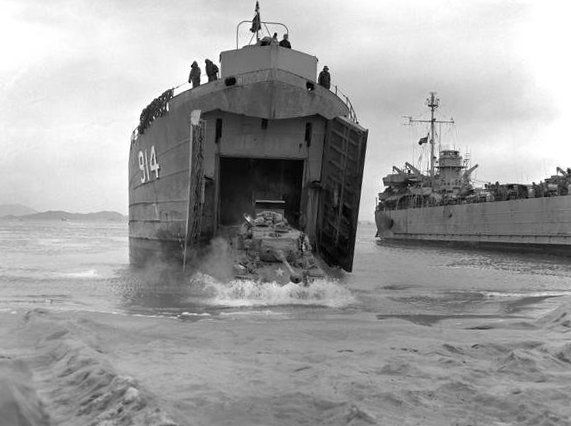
[179,312,211,317]
[61,269,99,278]
[190,273,355,308]
[219,309,279,316]
[483,290,571,299]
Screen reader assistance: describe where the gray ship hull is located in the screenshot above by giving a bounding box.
[129,45,368,271]
[375,195,571,255]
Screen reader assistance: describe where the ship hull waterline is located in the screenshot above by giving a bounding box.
[375,195,571,257]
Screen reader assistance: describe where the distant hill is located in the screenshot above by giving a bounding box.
[1,210,127,222]
[0,204,37,217]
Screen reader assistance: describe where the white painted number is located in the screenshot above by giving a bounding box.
[138,145,160,184]
[144,150,150,181]
[138,151,146,183]
[149,145,160,179]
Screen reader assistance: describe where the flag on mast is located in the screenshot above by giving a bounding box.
[418,134,429,145]
[250,1,261,34]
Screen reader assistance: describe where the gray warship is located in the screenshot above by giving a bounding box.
[128,4,368,282]
[375,93,571,256]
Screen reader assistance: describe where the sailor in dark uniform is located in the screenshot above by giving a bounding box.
[318,66,331,89]
[188,61,201,88]
[279,34,291,48]
[205,59,219,82]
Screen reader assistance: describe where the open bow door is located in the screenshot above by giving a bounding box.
[183,110,205,270]
[316,116,368,272]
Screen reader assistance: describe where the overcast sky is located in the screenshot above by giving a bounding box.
[1,0,570,219]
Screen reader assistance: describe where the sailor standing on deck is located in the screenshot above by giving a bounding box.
[318,66,331,89]
[279,33,291,48]
[188,61,201,88]
[205,59,219,82]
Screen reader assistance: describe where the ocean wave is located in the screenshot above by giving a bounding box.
[189,272,355,308]
[61,269,100,278]
[482,290,571,299]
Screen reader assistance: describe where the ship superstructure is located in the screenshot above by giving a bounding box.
[129,5,368,276]
[375,93,571,255]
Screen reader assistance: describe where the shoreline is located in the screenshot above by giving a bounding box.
[1,297,570,425]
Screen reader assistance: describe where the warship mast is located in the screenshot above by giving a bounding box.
[405,92,454,189]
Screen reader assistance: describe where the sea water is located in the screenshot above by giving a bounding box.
[1,220,569,318]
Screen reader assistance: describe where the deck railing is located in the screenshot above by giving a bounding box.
[332,84,358,124]
[131,75,360,143]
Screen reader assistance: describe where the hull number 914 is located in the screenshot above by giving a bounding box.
[138,146,160,183]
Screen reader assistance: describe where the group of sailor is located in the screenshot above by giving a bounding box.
[187,33,332,91]
[188,59,220,88]
[259,32,290,48]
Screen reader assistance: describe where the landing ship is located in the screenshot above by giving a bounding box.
[128,5,368,281]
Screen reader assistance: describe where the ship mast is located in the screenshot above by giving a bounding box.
[251,1,261,42]
[405,92,454,189]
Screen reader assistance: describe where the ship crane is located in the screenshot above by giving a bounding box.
[461,164,479,192]
[404,92,454,189]
[464,164,479,179]
[404,162,423,176]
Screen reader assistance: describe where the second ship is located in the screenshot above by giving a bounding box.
[375,93,571,256]
[128,4,368,283]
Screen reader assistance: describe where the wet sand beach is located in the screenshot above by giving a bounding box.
[1,299,571,425]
